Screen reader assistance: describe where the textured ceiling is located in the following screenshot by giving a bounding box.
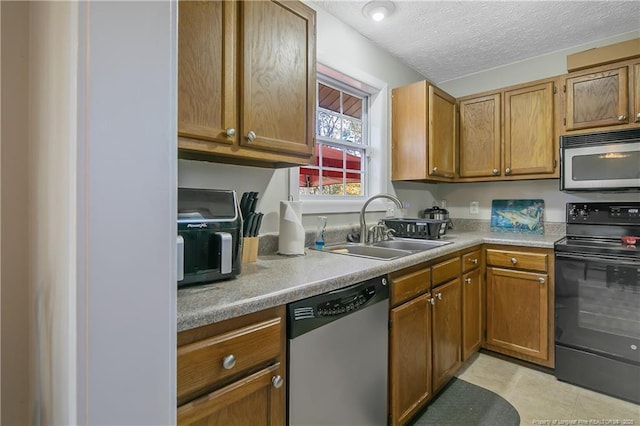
[311,1,640,84]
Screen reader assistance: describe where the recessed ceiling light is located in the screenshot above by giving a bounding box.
[362,1,395,22]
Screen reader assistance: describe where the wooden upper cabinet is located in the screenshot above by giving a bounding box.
[428,86,457,178]
[391,81,457,181]
[241,0,315,157]
[392,81,428,180]
[458,93,501,178]
[178,0,237,145]
[504,81,555,176]
[177,0,316,167]
[565,66,629,130]
[633,62,640,123]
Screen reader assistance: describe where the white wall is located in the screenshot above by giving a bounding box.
[429,30,640,223]
[178,2,427,234]
[76,2,177,424]
[1,3,30,425]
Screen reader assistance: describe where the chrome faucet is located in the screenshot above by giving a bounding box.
[359,193,403,244]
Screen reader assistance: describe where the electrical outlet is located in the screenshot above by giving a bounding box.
[470,201,479,215]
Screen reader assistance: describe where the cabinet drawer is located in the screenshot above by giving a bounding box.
[432,257,461,286]
[177,316,282,401]
[486,249,548,272]
[462,250,481,272]
[390,268,431,306]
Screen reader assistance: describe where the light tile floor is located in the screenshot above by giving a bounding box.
[456,352,640,426]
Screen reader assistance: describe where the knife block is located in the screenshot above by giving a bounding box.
[242,237,259,264]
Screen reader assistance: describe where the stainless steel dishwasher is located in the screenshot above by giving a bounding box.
[287,275,389,426]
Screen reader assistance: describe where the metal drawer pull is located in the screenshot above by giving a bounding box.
[465,278,472,284]
[617,115,627,121]
[469,258,478,264]
[510,257,517,265]
[505,167,511,175]
[246,130,256,142]
[272,375,283,389]
[636,112,640,120]
[222,354,236,370]
[225,127,236,137]
[538,277,545,284]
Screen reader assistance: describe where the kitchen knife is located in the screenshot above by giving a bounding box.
[240,192,250,218]
[245,213,257,238]
[252,213,264,237]
[242,212,252,237]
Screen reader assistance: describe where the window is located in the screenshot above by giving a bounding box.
[299,75,369,198]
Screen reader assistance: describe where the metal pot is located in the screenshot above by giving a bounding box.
[420,207,452,237]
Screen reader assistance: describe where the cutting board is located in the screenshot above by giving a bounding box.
[490,199,544,234]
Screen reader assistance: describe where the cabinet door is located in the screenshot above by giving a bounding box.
[178,0,237,144]
[565,66,629,130]
[462,268,483,361]
[241,0,315,157]
[391,81,428,180]
[432,278,461,393]
[504,82,555,176]
[633,63,640,124]
[428,85,457,178]
[177,363,284,426]
[486,267,548,361]
[459,94,501,178]
[390,293,432,426]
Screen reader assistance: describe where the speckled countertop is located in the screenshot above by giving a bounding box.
[177,230,563,332]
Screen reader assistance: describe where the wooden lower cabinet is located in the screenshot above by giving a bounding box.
[389,292,433,426]
[484,245,554,367]
[431,278,462,393]
[462,267,483,361]
[178,362,284,425]
[177,306,286,426]
[486,267,548,362]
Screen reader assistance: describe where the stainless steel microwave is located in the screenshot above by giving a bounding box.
[560,128,640,192]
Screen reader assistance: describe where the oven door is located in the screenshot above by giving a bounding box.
[555,251,640,364]
[561,141,640,191]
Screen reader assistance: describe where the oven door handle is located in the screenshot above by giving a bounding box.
[556,252,639,267]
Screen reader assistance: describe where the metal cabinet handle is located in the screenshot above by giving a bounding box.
[510,257,517,265]
[246,131,256,142]
[436,292,442,300]
[538,277,545,284]
[618,115,627,121]
[636,112,640,121]
[505,167,511,175]
[432,166,438,173]
[272,375,283,389]
[492,168,499,175]
[429,297,435,305]
[465,278,472,284]
[469,258,478,264]
[222,354,236,370]
[225,127,236,137]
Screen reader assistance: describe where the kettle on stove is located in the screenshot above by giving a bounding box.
[419,206,452,237]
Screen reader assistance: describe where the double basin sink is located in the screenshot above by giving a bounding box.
[320,238,453,260]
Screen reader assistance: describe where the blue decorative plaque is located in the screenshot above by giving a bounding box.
[490,199,544,234]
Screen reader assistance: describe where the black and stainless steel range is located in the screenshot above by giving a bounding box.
[554,202,640,403]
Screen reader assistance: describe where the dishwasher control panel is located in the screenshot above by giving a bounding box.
[287,275,389,339]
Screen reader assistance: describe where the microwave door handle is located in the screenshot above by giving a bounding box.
[177,235,184,282]
[217,232,233,274]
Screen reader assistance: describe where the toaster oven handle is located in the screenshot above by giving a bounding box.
[177,235,184,282]
[217,232,233,274]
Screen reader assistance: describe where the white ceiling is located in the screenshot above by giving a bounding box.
[311,0,640,84]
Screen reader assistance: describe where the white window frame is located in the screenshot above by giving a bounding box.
[289,63,390,214]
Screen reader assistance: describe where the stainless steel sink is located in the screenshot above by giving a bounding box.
[319,238,453,260]
[372,238,453,252]
[323,243,412,260]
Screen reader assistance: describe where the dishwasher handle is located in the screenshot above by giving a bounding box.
[287,275,389,339]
